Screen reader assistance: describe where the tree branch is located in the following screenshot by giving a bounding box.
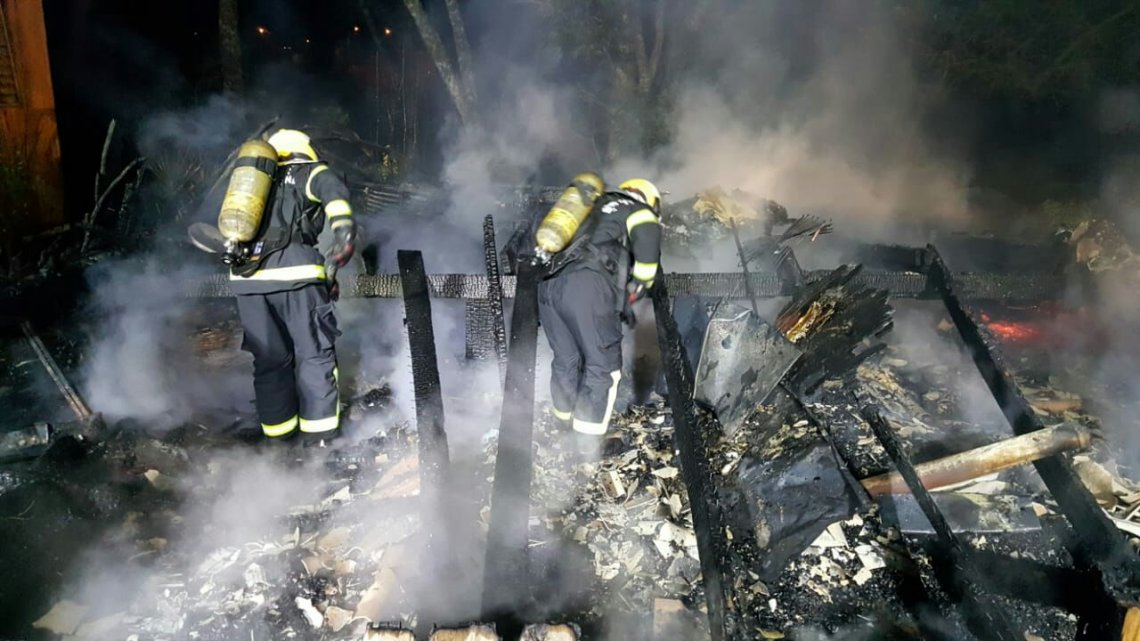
[444,0,478,104]
[218,0,244,94]
[400,0,474,124]
[646,0,666,88]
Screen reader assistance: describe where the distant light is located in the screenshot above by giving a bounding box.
[256,26,269,36]
[305,38,311,44]
[353,25,361,33]
[384,27,393,36]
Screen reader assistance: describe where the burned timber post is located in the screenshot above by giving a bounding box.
[482,258,540,634]
[651,270,732,641]
[397,250,453,633]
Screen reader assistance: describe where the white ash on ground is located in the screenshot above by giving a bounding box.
[32,426,432,641]
[522,403,710,633]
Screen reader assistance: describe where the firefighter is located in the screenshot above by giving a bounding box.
[230,128,356,443]
[538,178,663,452]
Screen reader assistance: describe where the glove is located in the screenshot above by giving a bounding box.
[324,222,355,303]
[626,279,651,305]
[619,304,637,327]
[327,221,357,268]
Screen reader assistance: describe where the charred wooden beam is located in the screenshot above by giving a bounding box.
[398,251,450,480]
[861,403,1022,641]
[483,215,509,381]
[963,550,1111,614]
[650,270,732,641]
[22,320,92,423]
[482,258,540,633]
[189,270,1059,302]
[397,250,452,633]
[861,423,1091,497]
[924,244,1140,602]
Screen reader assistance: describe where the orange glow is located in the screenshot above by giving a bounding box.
[256,26,269,36]
[384,27,393,36]
[986,321,1041,343]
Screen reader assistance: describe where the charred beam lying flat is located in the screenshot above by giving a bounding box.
[861,403,1022,641]
[483,215,509,381]
[482,259,540,632]
[650,271,731,641]
[925,244,1140,602]
[396,250,452,632]
[190,271,1058,301]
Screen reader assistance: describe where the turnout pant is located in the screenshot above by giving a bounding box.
[236,284,341,438]
[538,269,623,436]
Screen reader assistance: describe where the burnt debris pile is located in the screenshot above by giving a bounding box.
[2,198,1140,641]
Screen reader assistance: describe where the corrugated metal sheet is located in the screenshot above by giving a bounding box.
[0,3,20,108]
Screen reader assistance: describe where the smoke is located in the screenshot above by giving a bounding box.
[610,1,970,234]
[80,257,254,428]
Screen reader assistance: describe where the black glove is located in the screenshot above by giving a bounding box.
[619,304,637,327]
[626,279,651,305]
[327,221,357,268]
[325,222,355,302]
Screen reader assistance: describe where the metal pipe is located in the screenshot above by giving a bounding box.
[860,423,1091,497]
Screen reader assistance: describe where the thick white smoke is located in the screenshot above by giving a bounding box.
[611,1,970,232]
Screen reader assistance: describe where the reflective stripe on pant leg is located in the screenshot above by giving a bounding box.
[290,286,341,434]
[539,278,582,425]
[300,366,339,433]
[572,370,621,436]
[263,415,299,437]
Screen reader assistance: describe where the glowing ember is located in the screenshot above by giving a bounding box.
[985,320,1042,343]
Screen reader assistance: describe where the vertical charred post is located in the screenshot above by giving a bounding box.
[397,250,453,632]
[398,250,450,480]
[650,270,732,641]
[483,215,509,383]
[861,403,1021,641]
[482,258,540,633]
[925,244,1140,603]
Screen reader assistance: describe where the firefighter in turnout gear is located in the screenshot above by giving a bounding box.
[538,177,663,451]
[230,128,356,442]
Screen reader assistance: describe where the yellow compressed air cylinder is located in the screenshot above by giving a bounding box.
[534,172,605,254]
[217,139,278,243]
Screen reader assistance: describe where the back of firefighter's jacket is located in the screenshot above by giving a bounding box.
[229,162,350,295]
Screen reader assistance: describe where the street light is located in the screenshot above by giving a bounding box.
[384,27,393,36]
[256,26,269,36]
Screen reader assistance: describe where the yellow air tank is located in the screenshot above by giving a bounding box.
[217,139,278,244]
[534,172,605,256]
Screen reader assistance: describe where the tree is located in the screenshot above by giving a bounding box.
[399,0,477,125]
[897,0,1140,104]
[218,0,243,94]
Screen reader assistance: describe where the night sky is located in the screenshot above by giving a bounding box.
[40,0,422,206]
